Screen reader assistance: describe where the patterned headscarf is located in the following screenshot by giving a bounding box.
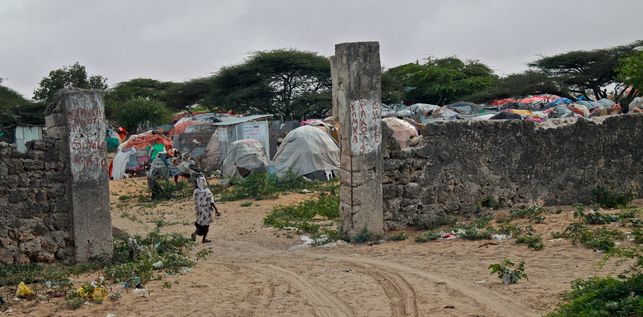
[196,176,208,191]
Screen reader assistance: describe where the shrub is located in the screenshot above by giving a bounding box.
[592,186,634,208]
[352,227,374,244]
[516,233,544,250]
[510,206,545,223]
[584,212,619,225]
[546,274,642,317]
[489,258,527,285]
[150,179,191,200]
[563,223,625,252]
[263,191,339,234]
[387,232,407,241]
[415,231,440,243]
[221,172,334,201]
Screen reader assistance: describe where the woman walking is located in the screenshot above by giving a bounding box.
[191,176,220,243]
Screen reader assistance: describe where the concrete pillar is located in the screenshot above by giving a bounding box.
[334,42,384,238]
[45,88,113,262]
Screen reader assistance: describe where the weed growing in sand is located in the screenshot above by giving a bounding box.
[562,223,625,252]
[489,258,527,285]
[195,248,214,261]
[162,281,172,289]
[220,172,336,201]
[263,190,339,234]
[592,186,635,208]
[510,206,545,223]
[546,274,642,317]
[120,211,144,224]
[352,227,375,244]
[150,179,192,200]
[516,233,544,250]
[583,211,619,225]
[240,201,253,207]
[415,231,440,243]
[387,232,407,241]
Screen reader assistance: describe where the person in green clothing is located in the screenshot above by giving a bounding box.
[148,142,166,162]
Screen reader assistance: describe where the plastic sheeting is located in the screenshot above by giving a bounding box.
[111,148,135,180]
[271,126,339,178]
[220,139,262,177]
[382,117,418,148]
[221,139,270,179]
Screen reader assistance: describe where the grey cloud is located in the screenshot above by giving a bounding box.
[1,0,641,97]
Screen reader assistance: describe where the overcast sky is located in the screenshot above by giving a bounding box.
[1,0,641,98]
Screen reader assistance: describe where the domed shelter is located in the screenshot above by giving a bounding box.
[221,139,270,179]
[272,126,339,181]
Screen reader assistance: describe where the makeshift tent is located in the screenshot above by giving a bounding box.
[630,97,643,113]
[115,131,173,173]
[221,139,270,179]
[106,129,120,152]
[490,112,522,120]
[382,117,418,148]
[446,102,482,115]
[111,148,135,179]
[271,126,339,180]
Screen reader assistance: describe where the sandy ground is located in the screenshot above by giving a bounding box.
[3,177,640,317]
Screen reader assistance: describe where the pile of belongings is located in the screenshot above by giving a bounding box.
[382,117,420,148]
[221,139,270,180]
[271,126,339,181]
[110,131,173,179]
[630,97,643,113]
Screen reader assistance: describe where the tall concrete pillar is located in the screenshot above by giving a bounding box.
[334,42,384,238]
[45,88,113,262]
[330,55,339,122]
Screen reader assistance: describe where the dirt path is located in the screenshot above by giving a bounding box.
[6,178,639,317]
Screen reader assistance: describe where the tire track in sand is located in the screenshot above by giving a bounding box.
[238,263,355,317]
[320,253,539,317]
[350,262,419,317]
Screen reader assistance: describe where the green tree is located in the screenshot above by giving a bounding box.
[382,57,497,105]
[0,85,45,126]
[618,50,643,92]
[164,77,214,110]
[465,70,570,103]
[33,62,108,103]
[112,98,171,132]
[206,49,331,118]
[529,41,642,102]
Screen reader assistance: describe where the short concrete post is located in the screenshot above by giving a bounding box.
[45,88,113,262]
[334,42,384,238]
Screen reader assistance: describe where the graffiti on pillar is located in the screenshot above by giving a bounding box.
[67,95,107,181]
[350,99,381,155]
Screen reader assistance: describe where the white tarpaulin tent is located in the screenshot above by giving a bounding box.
[271,125,339,179]
[221,139,270,179]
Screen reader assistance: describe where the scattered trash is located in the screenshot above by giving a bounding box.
[182,268,193,273]
[0,296,5,305]
[287,243,311,252]
[300,189,311,194]
[75,286,108,302]
[152,261,164,269]
[341,268,352,273]
[16,282,35,299]
[132,288,149,297]
[474,280,487,284]
[440,233,457,240]
[492,234,509,241]
[106,314,117,317]
[444,305,455,309]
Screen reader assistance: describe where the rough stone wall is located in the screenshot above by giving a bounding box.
[382,114,643,229]
[0,140,74,264]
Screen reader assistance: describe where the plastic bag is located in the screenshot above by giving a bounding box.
[16,282,35,298]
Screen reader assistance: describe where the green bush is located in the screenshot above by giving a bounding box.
[563,223,625,252]
[592,186,634,208]
[584,212,619,225]
[516,233,544,250]
[221,172,335,201]
[415,231,440,243]
[263,191,339,234]
[510,206,545,223]
[546,274,642,317]
[150,179,191,200]
[489,258,527,284]
[387,232,407,241]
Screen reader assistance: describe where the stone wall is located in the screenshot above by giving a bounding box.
[0,139,74,264]
[382,114,643,229]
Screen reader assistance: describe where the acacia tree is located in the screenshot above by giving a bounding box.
[529,41,642,103]
[382,57,497,105]
[33,62,108,103]
[206,49,331,118]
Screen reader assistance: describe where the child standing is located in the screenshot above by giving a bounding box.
[191,176,220,243]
